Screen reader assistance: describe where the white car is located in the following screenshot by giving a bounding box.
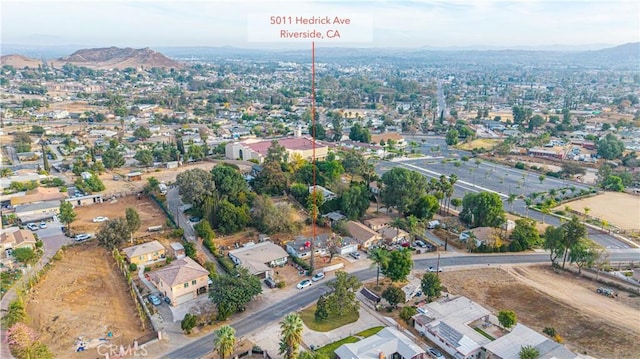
[428,266,443,273]
[312,272,325,282]
[349,252,361,260]
[39,222,47,229]
[427,347,445,359]
[75,234,91,241]
[26,223,39,231]
[296,279,312,290]
[93,216,109,223]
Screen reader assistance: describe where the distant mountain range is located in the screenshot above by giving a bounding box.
[1,46,183,69]
[1,43,637,69]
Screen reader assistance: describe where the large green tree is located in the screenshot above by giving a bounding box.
[251,196,297,234]
[252,161,288,195]
[209,268,262,320]
[519,345,540,359]
[568,239,599,274]
[211,164,248,201]
[279,313,304,359]
[102,146,125,169]
[510,218,539,250]
[58,200,76,236]
[134,149,154,167]
[459,192,506,228]
[133,125,152,140]
[381,248,413,282]
[380,167,427,214]
[176,168,216,207]
[561,216,588,269]
[382,286,405,308]
[308,123,326,140]
[349,123,371,143]
[445,128,459,146]
[125,207,141,243]
[95,218,129,249]
[213,325,236,359]
[340,184,370,220]
[597,133,625,160]
[498,310,517,329]
[420,272,442,300]
[369,248,390,287]
[324,271,362,316]
[409,194,439,219]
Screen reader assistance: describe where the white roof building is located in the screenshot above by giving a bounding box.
[334,327,425,359]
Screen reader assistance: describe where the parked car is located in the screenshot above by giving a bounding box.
[39,221,47,229]
[349,252,361,260]
[414,240,426,248]
[163,296,171,305]
[188,216,201,223]
[596,287,616,297]
[427,347,444,359]
[75,234,91,241]
[312,272,325,282]
[296,279,312,289]
[148,294,161,306]
[264,277,277,288]
[428,266,443,273]
[93,216,109,223]
[26,223,39,231]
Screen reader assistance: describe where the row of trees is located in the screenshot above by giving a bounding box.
[544,216,601,273]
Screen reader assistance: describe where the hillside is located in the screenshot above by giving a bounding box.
[0,54,43,68]
[51,46,182,69]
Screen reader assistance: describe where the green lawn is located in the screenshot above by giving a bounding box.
[315,336,360,358]
[356,326,385,337]
[473,327,496,340]
[299,304,360,332]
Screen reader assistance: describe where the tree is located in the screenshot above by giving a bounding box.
[12,248,36,264]
[214,200,250,235]
[420,272,442,300]
[331,117,343,142]
[381,249,413,282]
[510,218,539,250]
[561,216,587,269]
[527,114,545,131]
[568,239,599,274]
[324,271,362,316]
[340,184,370,220]
[349,123,371,143]
[538,175,545,184]
[382,286,405,308]
[519,345,540,359]
[95,218,129,249]
[450,197,462,212]
[213,325,236,359]
[102,146,125,169]
[133,126,152,140]
[134,149,154,167]
[125,207,141,242]
[498,310,517,329]
[459,192,506,228]
[181,313,197,334]
[279,313,304,359]
[315,295,329,321]
[209,268,262,320]
[507,193,517,213]
[187,144,206,161]
[380,167,427,214]
[308,123,326,140]
[251,196,297,234]
[399,306,418,323]
[211,165,248,201]
[252,161,288,195]
[544,226,565,267]
[602,175,624,191]
[265,140,288,164]
[597,133,625,160]
[6,322,53,359]
[369,248,390,287]
[176,168,216,207]
[58,200,76,235]
[409,194,439,219]
[445,128,459,146]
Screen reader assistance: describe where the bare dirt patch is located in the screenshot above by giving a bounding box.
[561,192,640,231]
[26,243,151,358]
[440,265,640,358]
[72,195,167,236]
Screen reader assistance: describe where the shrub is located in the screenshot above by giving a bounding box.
[129,263,138,271]
[171,228,184,238]
[203,261,217,279]
[554,334,564,343]
[515,162,526,170]
[276,281,285,288]
[543,327,557,337]
[144,266,151,273]
[181,313,198,334]
[35,240,43,248]
[290,255,311,271]
[216,254,236,274]
[399,306,418,323]
[203,238,217,255]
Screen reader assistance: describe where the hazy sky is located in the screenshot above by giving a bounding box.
[1,0,638,48]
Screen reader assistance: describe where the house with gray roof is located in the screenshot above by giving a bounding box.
[335,326,425,359]
[228,241,288,279]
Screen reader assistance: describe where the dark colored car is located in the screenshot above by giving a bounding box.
[264,278,277,288]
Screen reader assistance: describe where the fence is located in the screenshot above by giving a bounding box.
[149,193,177,228]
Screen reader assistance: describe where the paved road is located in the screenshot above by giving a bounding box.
[375,156,633,249]
[162,250,639,359]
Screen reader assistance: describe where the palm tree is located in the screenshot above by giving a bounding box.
[279,313,304,359]
[214,325,236,359]
[369,248,390,287]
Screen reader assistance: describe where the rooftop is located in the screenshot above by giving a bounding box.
[123,240,165,259]
[334,327,424,359]
[149,257,209,287]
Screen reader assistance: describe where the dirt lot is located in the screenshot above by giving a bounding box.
[26,243,151,358]
[72,195,167,236]
[561,192,640,231]
[439,265,640,358]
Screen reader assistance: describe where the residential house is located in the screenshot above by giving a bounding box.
[123,240,166,265]
[322,211,346,227]
[169,242,185,259]
[345,221,382,250]
[335,327,426,359]
[148,257,210,306]
[334,236,359,256]
[126,172,143,181]
[228,241,289,279]
[65,193,104,207]
[412,296,492,359]
[309,185,337,203]
[379,226,410,244]
[371,132,406,147]
[0,228,37,259]
[14,200,61,223]
[364,216,391,231]
[9,187,67,207]
[286,234,331,259]
[484,324,580,359]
